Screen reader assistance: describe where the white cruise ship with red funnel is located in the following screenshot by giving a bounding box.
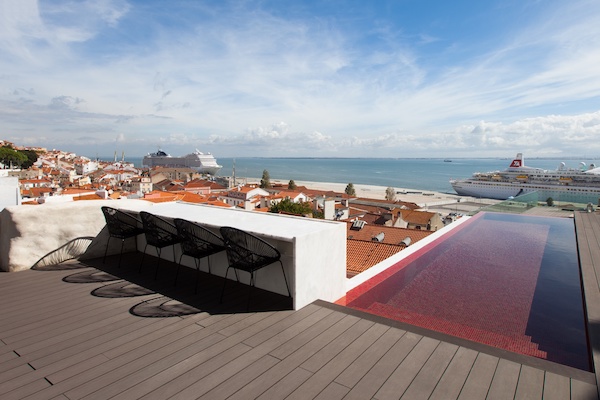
[450,153,600,201]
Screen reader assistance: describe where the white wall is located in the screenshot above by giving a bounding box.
[0,199,150,272]
[0,177,20,211]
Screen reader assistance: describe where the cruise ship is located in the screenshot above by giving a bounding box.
[450,153,600,202]
[142,149,222,175]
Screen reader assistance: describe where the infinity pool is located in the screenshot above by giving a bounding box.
[342,212,590,371]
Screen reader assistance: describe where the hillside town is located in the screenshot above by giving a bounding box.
[0,139,452,276]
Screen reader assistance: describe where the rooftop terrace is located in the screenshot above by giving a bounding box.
[0,204,599,399]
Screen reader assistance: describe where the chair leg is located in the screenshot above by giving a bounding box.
[174,254,184,287]
[279,261,291,297]
[247,271,255,311]
[139,244,149,273]
[194,258,200,294]
[154,248,162,280]
[103,236,112,264]
[118,239,125,268]
[220,266,231,303]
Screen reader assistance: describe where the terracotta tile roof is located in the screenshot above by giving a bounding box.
[142,190,231,207]
[353,198,420,210]
[62,188,93,194]
[183,179,226,190]
[349,204,392,215]
[345,221,432,245]
[204,199,232,208]
[346,240,404,276]
[301,188,349,199]
[359,213,391,226]
[395,209,437,225]
[229,185,258,194]
[72,194,105,201]
[22,187,54,197]
[19,178,52,185]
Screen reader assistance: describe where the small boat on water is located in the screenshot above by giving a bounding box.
[450,153,600,202]
[142,149,222,175]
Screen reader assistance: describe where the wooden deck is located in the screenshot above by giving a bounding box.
[1,214,599,399]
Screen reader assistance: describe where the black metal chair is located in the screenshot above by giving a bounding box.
[101,206,144,267]
[173,218,226,292]
[219,226,291,309]
[139,211,181,279]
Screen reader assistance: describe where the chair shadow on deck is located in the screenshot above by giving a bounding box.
[78,251,293,317]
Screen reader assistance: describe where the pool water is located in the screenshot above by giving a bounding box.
[341,212,590,371]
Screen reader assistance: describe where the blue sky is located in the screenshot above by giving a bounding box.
[2,0,600,158]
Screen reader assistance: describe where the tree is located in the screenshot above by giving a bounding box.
[0,147,27,168]
[288,179,297,190]
[345,183,356,196]
[260,169,271,188]
[385,187,396,202]
[546,197,554,206]
[18,149,39,169]
[270,198,312,216]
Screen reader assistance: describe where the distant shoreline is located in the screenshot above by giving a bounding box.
[242,177,466,205]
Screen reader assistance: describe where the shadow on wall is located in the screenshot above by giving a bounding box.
[31,236,95,270]
[0,199,152,272]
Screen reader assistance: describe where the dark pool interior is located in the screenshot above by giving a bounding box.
[343,212,590,371]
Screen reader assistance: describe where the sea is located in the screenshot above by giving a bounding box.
[105,156,595,194]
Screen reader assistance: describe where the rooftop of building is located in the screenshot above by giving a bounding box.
[1,193,599,398]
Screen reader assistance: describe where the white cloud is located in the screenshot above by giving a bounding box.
[0,1,600,158]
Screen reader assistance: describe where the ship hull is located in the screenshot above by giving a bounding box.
[142,150,222,175]
[451,180,600,202]
[450,153,600,203]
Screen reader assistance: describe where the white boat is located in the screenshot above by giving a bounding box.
[450,153,600,202]
[142,149,222,175]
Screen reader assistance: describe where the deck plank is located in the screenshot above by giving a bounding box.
[106,310,310,400]
[486,358,522,400]
[429,346,479,400]
[398,341,459,400]
[334,326,406,388]
[345,331,427,399]
[226,313,365,400]
[286,323,390,400]
[125,305,327,400]
[575,213,600,399]
[457,352,499,400]
[514,365,544,400]
[542,372,570,400]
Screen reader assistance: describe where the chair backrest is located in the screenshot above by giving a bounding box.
[219,226,280,269]
[139,211,180,248]
[101,206,142,237]
[174,218,225,256]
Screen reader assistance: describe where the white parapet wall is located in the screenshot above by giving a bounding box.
[0,199,151,272]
